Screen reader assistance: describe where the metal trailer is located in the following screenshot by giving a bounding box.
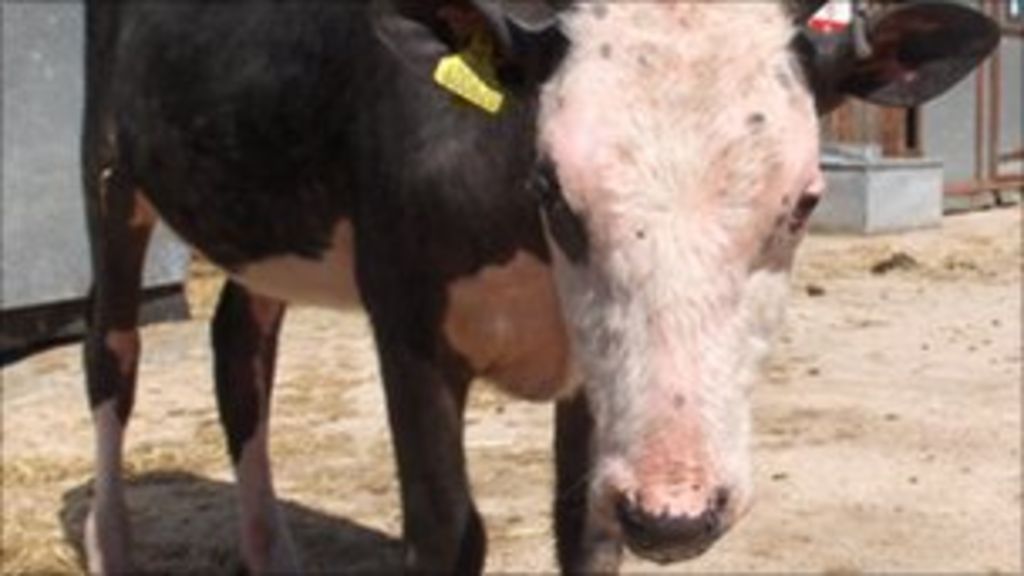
[1,2,189,355]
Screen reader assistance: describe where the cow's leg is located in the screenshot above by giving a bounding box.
[554,391,623,575]
[376,342,484,574]
[82,164,155,574]
[210,281,298,574]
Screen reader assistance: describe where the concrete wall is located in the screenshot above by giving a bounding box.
[1,2,189,312]
[812,146,945,234]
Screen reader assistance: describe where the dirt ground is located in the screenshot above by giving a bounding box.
[2,207,1021,574]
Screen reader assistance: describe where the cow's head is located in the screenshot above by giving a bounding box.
[376,0,998,566]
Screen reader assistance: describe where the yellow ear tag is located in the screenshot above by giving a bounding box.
[433,32,505,114]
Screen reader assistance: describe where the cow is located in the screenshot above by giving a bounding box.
[80,0,998,573]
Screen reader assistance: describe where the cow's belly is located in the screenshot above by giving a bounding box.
[443,251,576,401]
[220,220,574,400]
[231,220,363,309]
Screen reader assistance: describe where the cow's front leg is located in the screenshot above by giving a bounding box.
[554,392,623,575]
[211,281,298,574]
[377,342,484,574]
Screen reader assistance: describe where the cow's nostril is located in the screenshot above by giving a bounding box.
[615,495,725,563]
[713,487,731,512]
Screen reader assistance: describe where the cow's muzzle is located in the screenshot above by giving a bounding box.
[615,487,730,564]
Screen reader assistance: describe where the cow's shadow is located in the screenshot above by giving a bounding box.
[60,471,404,573]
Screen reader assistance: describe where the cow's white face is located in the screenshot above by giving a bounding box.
[538,3,823,561]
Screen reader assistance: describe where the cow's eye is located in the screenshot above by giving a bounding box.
[531,158,590,264]
[789,191,820,232]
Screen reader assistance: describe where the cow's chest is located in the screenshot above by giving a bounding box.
[443,251,575,401]
[231,221,574,401]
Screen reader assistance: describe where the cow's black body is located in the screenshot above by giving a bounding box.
[95,2,548,274]
[82,2,579,573]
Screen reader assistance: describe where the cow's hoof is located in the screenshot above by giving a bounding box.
[267,525,300,575]
[240,512,300,575]
[572,530,623,575]
[84,502,133,574]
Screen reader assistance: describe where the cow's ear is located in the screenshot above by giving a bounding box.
[372,0,568,89]
[797,1,1000,114]
[472,0,569,87]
